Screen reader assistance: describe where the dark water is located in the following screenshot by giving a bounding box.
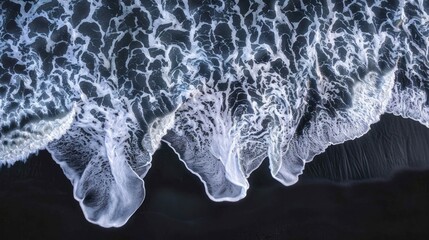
[0,114,429,240]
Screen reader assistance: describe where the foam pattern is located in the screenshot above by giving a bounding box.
[1,0,428,227]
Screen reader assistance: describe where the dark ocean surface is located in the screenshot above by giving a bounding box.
[0,114,429,240]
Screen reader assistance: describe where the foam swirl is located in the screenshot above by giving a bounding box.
[1,0,428,227]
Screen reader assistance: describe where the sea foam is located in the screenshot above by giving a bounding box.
[1,0,428,227]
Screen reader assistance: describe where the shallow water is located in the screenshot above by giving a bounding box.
[0,115,428,239]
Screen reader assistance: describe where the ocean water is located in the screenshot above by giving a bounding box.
[1,115,429,239]
[1,0,429,230]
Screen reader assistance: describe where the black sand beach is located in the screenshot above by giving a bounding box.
[0,114,429,240]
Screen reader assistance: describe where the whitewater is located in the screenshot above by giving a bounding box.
[0,0,428,227]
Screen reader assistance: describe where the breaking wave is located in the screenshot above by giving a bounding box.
[1,0,428,227]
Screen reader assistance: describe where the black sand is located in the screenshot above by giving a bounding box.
[0,114,428,240]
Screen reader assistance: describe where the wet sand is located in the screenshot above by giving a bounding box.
[0,114,428,239]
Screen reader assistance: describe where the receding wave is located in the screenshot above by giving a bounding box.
[0,0,428,227]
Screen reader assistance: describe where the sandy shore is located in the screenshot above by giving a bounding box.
[0,114,428,239]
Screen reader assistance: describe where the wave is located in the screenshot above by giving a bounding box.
[0,0,428,227]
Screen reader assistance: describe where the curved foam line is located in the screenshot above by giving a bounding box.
[1,0,429,229]
[47,145,147,228]
[163,139,248,202]
[0,105,77,165]
[272,70,397,186]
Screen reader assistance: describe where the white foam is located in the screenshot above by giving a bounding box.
[0,105,76,165]
[1,0,429,228]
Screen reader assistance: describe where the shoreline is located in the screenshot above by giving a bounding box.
[0,114,428,239]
